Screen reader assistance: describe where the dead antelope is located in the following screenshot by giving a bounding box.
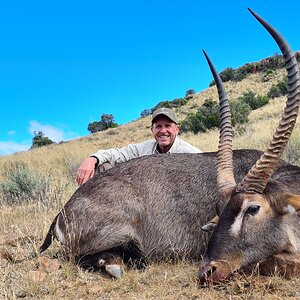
[40,9,300,281]
[198,8,300,284]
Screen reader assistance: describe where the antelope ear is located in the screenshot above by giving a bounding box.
[285,194,300,215]
[201,215,220,232]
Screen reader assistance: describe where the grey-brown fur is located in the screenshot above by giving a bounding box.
[40,149,300,266]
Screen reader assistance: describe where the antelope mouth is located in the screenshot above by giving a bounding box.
[198,260,239,286]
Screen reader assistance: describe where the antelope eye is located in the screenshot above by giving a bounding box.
[245,205,260,216]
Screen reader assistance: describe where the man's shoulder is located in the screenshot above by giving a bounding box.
[175,138,202,153]
[131,139,157,154]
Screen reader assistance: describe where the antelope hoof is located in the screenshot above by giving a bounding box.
[105,264,123,278]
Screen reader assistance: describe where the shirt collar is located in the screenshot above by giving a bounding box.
[154,137,179,154]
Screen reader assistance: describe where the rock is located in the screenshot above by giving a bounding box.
[38,256,61,273]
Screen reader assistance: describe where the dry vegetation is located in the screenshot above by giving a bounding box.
[1,66,300,299]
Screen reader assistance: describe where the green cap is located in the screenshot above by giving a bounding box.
[151,108,177,124]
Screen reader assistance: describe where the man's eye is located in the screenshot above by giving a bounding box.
[245,205,260,216]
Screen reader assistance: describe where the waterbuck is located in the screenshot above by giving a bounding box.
[198,8,300,284]
[40,9,300,281]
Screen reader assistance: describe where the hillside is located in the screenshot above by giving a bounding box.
[1,60,300,299]
[0,65,299,180]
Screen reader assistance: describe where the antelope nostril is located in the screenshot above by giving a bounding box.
[198,264,216,286]
[205,265,216,278]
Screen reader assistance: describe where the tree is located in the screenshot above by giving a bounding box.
[180,99,219,134]
[140,109,152,118]
[220,67,235,82]
[185,89,196,98]
[238,91,269,110]
[87,113,118,133]
[31,131,54,149]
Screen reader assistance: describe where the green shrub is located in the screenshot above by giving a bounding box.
[180,95,255,134]
[180,114,206,134]
[277,78,288,95]
[268,85,281,98]
[232,68,249,82]
[261,69,274,82]
[265,54,284,69]
[140,109,152,118]
[88,113,118,133]
[151,98,188,112]
[220,67,235,82]
[31,131,54,149]
[185,89,196,98]
[180,99,219,134]
[268,78,287,99]
[230,100,251,126]
[238,91,269,110]
[0,161,67,206]
[209,63,256,86]
[256,95,269,108]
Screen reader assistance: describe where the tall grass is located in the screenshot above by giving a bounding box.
[0,161,74,208]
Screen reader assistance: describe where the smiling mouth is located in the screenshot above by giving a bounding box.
[158,135,169,139]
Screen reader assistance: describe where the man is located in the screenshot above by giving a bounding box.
[76,107,202,185]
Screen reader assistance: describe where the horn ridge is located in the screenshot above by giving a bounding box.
[202,49,236,198]
[238,9,300,193]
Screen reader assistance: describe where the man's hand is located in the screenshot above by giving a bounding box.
[76,157,98,186]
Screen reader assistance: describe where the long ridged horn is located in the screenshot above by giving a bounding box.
[237,8,300,193]
[202,50,236,199]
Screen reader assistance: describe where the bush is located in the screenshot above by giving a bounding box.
[256,95,269,108]
[151,98,188,112]
[232,68,249,82]
[261,69,274,82]
[264,54,284,70]
[277,78,288,95]
[230,100,251,126]
[220,67,235,82]
[238,91,269,110]
[268,78,287,99]
[209,64,255,86]
[140,109,152,118]
[180,99,219,134]
[185,89,196,98]
[180,114,206,134]
[268,85,281,98]
[0,161,67,206]
[31,131,54,149]
[88,113,118,133]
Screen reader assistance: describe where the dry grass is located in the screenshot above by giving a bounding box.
[1,66,300,299]
[2,208,300,300]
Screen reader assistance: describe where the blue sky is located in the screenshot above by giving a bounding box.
[1,1,299,155]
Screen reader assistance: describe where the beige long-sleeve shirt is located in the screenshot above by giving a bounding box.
[90,137,202,168]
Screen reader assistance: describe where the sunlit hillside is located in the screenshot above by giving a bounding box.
[1,62,300,299]
[0,66,299,180]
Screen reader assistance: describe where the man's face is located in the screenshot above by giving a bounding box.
[151,116,179,152]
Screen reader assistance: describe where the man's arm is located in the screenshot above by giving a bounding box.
[76,141,155,186]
